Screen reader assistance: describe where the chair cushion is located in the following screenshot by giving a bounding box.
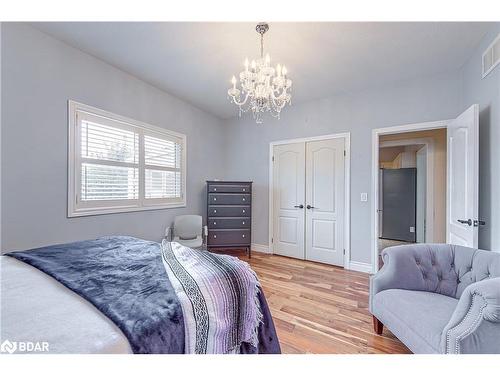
[372,289,458,353]
[173,237,202,249]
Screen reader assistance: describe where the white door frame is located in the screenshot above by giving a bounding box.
[379,137,435,242]
[372,120,450,273]
[269,132,351,269]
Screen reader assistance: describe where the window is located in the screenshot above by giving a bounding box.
[68,101,186,217]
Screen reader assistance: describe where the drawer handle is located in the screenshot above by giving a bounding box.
[243,188,246,192]
[214,210,217,213]
[214,197,217,201]
[242,221,245,225]
[214,235,217,239]
[214,188,217,191]
[242,234,245,238]
[242,198,246,201]
[242,209,245,213]
[213,222,217,225]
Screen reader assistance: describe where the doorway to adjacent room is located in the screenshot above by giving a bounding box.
[371,104,481,272]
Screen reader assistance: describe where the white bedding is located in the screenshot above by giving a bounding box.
[0,256,132,354]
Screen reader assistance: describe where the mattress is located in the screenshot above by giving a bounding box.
[0,256,132,354]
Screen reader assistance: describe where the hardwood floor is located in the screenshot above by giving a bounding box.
[234,251,411,354]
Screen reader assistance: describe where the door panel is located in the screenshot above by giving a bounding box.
[311,148,336,212]
[447,104,479,248]
[312,219,335,249]
[279,217,298,244]
[305,138,345,266]
[272,143,305,259]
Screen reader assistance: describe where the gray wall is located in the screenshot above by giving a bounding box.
[1,23,226,252]
[2,22,499,262]
[0,23,2,252]
[460,23,500,251]
[223,71,463,264]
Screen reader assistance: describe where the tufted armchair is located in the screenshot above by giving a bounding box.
[369,243,500,354]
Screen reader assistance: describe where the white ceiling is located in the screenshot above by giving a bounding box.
[32,22,493,119]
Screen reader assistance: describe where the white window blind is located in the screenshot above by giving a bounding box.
[144,134,183,199]
[80,120,140,201]
[68,101,186,217]
[81,163,139,201]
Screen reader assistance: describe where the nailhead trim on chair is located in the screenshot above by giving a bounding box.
[445,292,488,354]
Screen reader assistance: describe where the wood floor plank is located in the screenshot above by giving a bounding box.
[231,251,411,354]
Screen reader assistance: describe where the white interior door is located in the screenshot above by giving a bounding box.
[305,138,345,266]
[272,143,306,259]
[447,104,479,248]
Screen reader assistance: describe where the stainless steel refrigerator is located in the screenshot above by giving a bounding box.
[380,168,417,242]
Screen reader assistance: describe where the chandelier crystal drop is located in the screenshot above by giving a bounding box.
[227,23,292,124]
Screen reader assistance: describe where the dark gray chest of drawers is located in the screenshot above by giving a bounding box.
[206,181,252,257]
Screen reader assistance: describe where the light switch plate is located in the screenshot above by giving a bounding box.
[360,193,368,202]
[410,226,415,233]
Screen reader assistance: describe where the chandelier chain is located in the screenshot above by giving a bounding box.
[260,33,264,58]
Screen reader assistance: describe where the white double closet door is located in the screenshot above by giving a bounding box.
[272,138,345,266]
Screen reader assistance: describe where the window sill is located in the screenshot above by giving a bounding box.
[68,201,187,218]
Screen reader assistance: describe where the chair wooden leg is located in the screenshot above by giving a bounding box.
[373,316,383,335]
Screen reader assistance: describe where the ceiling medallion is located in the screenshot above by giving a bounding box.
[227,22,292,124]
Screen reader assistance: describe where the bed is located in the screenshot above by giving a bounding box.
[0,236,280,354]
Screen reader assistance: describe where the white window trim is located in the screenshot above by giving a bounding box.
[68,100,187,217]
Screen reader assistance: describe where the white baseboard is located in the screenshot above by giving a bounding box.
[250,245,371,273]
[348,261,373,274]
[251,243,272,254]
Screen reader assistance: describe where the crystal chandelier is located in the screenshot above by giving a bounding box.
[227,22,292,124]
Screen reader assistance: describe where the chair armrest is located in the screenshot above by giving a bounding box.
[441,277,500,354]
[369,244,446,312]
[203,225,208,245]
[165,226,172,241]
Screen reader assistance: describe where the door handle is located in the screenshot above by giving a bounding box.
[294,204,304,209]
[306,205,315,209]
[457,219,472,226]
[474,219,486,227]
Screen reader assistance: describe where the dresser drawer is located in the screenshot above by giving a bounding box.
[208,217,250,229]
[208,184,251,194]
[209,193,250,205]
[208,229,250,246]
[208,205,250,217]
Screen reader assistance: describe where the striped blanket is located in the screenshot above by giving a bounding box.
[161,240,263,354]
